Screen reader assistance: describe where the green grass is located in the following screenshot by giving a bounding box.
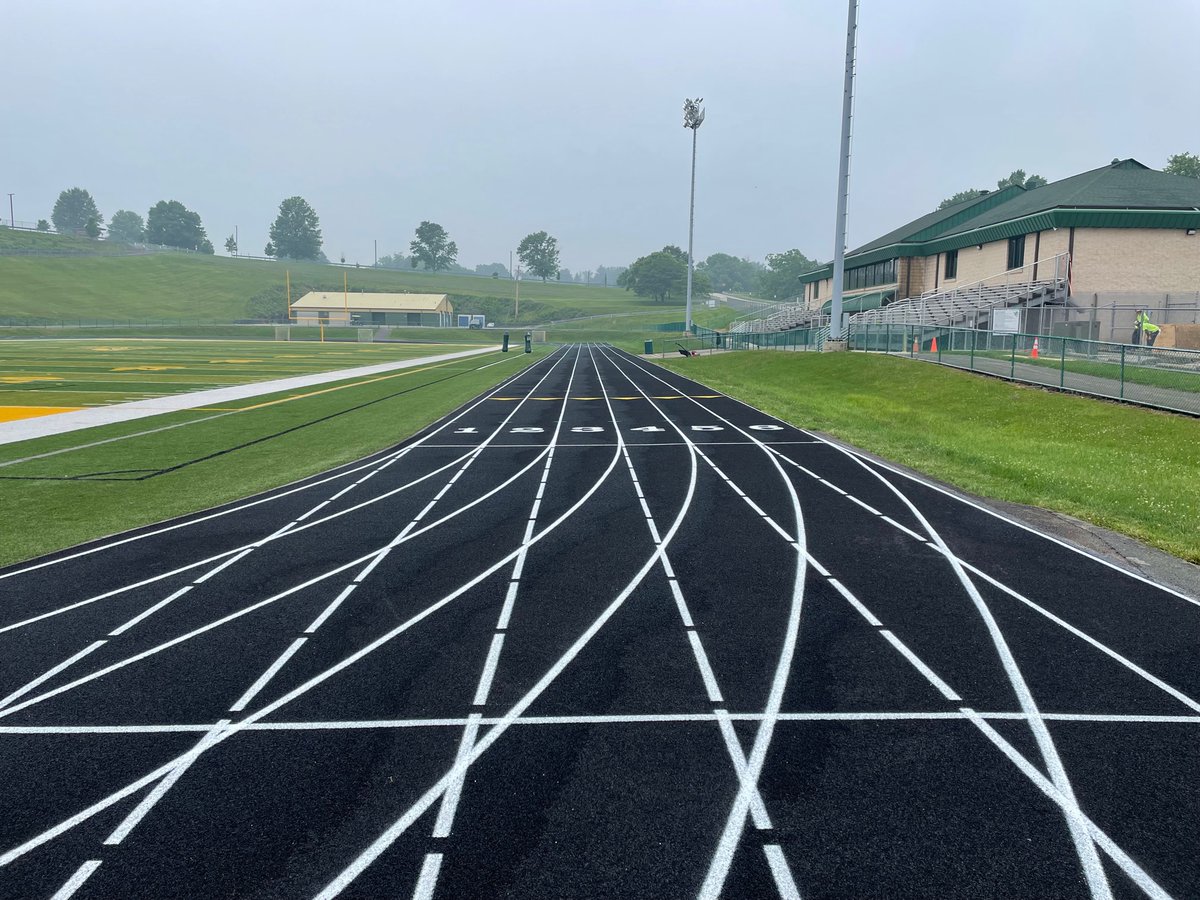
[0,348,542,565]
[0,246,659,324]
[657,351,1200,562]
[953,348,1200,394]
[0,338,481,408]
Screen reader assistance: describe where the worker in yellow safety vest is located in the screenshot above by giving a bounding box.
[1133,309,1161,347]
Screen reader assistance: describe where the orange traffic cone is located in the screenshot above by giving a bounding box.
[1031,337,1040,359]
[930,336,938,353]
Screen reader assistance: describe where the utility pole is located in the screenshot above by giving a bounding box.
[683,99,705,332]
[374,239,377,268]
[234,224,238,256]
[828,0,859,346]
[6,194,13,228]
[515,264,521,319]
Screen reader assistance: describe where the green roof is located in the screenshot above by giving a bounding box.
[800,160,1200,283]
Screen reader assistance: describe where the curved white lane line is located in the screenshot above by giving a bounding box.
[597,347,809,900]
[0,348,556,582]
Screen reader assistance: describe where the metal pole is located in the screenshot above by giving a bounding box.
[829,0,858,342]
[6,193,13,228]
[684,100,705,332]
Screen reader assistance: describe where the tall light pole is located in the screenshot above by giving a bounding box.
[6,194,13,229]
[683,98,705,332]
[828,0,858,345]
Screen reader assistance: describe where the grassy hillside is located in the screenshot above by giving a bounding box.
[0,243,658,325]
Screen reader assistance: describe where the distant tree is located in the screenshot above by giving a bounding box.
[938,168,1047,209]
[697,252,764,293]
[409,220,458,271]
[474,262,509,277]
[1165,151,1200,178]
[594,265,625,287]
[264,241,276,257]
[225,234,237,255]
[267,196,322,259]
[619,248,709,303]
[378,251,407,268]
[51,187,102,236]
[84,216,101,239]
[558,267,573,282]
[36,219,50,231]
[756,249,819,300]
[146,199,212,252]
[515,231,560,281]
[107,210,145,244]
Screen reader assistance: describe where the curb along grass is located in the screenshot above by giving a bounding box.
[657,351,1200,563]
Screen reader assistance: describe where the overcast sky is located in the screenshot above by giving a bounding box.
[4,0,1199,272]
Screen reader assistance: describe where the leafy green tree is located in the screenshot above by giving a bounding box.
[268,196,323,259]
[51,187,102,235]
[619,247,709,303]
[84,217,101,239]
[107,210,145,243]
[697,252,764,292]
[36,219,50,231]
[225,234,237,255]
[475,262,509,277]
[517,230,561,281]
[146,200,212,252]
[756,249,819,300]
[939,168,1047,209]
[1165,151,1200,178]
[409,221,458,271]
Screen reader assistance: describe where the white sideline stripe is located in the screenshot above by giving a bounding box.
[412,853,443,900]
[963,709,1173,900]
[306,584,358,634]
[687,632,723,703]
[880,515,927,542]
[669,579,693,627]
[472,635,506,707]
[229,638,308,712]
[0,640,106,710]
[879,630,961,701]
[0,347,559,586]
[764,845,802,900]
[713,710,771,831]
[497,581,520,630]
[3,709,1199,736]
[433,715,482,838]
[49,860,102,900]
[104,719,233,845]
[109,586,193,636]
[827,578,883,627]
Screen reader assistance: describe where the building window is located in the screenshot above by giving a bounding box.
[944,250,958,279]
[1007,236,1026,270]
[813,280,819,300]
[845,258,897,292]
[318,310,330,322]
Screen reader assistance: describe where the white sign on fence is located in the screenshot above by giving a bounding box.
[992,309,1020,334]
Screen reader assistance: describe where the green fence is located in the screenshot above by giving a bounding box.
[850,323,1200,416]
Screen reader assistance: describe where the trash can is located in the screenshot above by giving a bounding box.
[524,332,532,353]
[502,332,510,352]
[644,340,654,355]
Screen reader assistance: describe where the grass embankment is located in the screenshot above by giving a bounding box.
[0,348,543,566]
[0,245,652,324]
[658,352,1200,562]
[0,338,479,408]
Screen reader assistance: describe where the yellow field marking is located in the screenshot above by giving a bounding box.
[208,358,260,364]
[0,376,62,384]
[0,405,85,423]
[112,365,186,372]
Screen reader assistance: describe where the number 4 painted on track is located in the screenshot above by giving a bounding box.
[631,426,666,432]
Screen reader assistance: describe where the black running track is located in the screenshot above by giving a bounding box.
[1,344,1197,900]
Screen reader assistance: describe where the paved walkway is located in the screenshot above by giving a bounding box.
[0,345,499,447]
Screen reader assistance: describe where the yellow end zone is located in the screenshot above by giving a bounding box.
[0,405,85,423]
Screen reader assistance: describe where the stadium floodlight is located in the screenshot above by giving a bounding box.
[828,0,858,344]
[683,98,705,332]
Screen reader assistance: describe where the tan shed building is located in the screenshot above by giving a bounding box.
[290,292,454,327]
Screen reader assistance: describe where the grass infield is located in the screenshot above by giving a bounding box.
[0,348,543,566]
[658,351,1200,563]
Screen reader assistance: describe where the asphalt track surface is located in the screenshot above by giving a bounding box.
[1,344,1197,899]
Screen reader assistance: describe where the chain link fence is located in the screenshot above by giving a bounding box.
[851,323,1200,416]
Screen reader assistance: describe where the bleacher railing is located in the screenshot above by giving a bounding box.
[850,322,1200,416]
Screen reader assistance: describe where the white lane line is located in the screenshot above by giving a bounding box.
[879,515,927,542]
[306,584,358,634]
[845,494,882,517]
[669,580,693,627]
[295,499,331,521]
[805,555,831,578]
[229,638,308,712]
[432,714,482,838]
[192,545,258,584]
[497,581,520,630]
[963,709,1173,900]
[828,579,882,627]
[412,853,444,900]
[104,719,233,845]
[0,641,106,710]
[713,710,772,831]
[878,630,961,701]
[763,844,802,900]
[49,859,102,900]
[109,586,193,636]
[687,632,724,703]
[0,348,557,583]
[4,709,1200,736]
[472,635,506,707]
